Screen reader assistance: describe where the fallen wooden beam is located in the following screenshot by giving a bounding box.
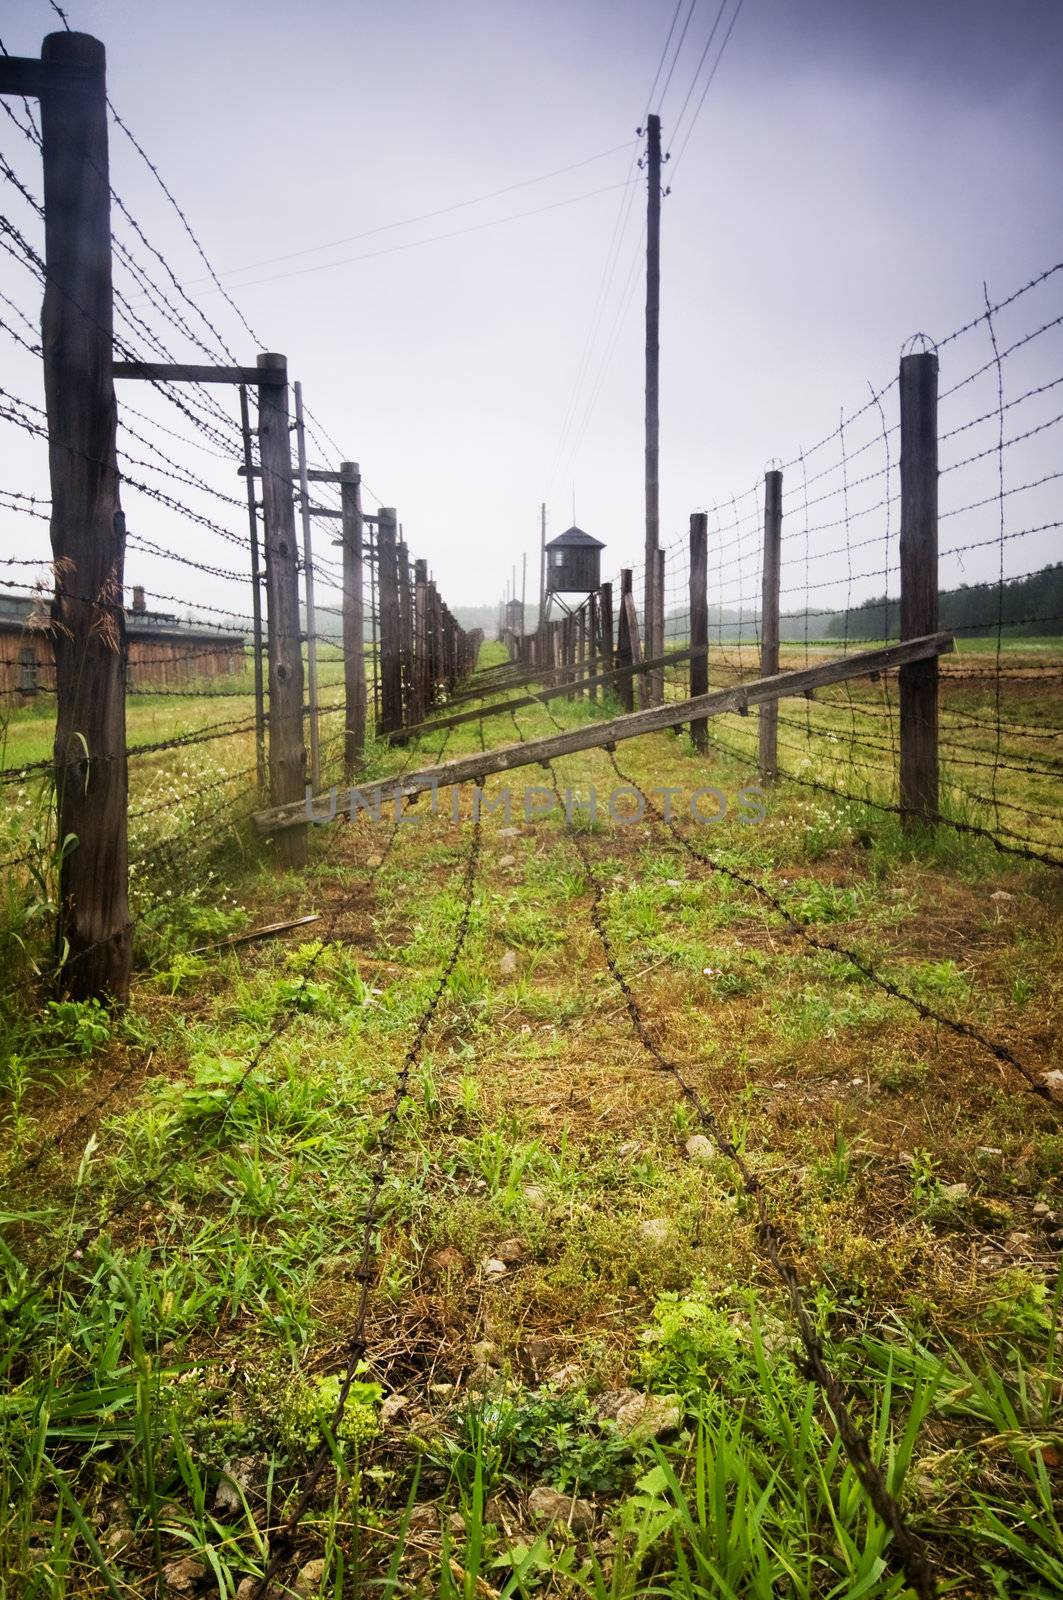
[254,633,953,835]
[391,644,709,742]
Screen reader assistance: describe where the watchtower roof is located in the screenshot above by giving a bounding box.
[545,525,605,551]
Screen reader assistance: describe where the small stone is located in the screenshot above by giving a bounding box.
[471,1339,499,1365]
[499,950,518,976]
[527,1485,594,1534]
[772,1081,787,1090]
[467,1363,497,1392]
[941,1182,969,1202]
[495,1237,526,1263]
[637,1217,671,1247]
[850,1077,863,1088]
[522,1183,548,1210]
[294,1559,327,1596]
[448,1511,466,1535]
[408,1503,440,1538]
[989,890,1014,902]
[544,1362,582,1391]
[684,1134,715,1164]
[977,1147,1004,1157]
[429,1247,467,1276]
[617,1140,642,1159]
[365,853,383,869]
[381,1393,409,1427]
[1032,1202,1052,1218]
[594,1387,639,1420]
[498,854,517,868]
[483,1257,508,1276]
[498,826,519,838]
[1041,1069,1063,1104]
[162,1557,207,1596]
[614,1391,683,1442]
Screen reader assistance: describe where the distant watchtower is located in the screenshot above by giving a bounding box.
[544,525,605,618]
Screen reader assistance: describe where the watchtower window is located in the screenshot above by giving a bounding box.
[551,550,565,568]
[19,646,37,693]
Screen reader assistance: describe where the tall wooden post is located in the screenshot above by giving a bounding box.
[293,381,321,789]
[689,512,709,753]
[899,352,939,827]
[599,581,614,676]
[257,352,307,869]
[398,539,413,727]
[644,112,662,710]
[617,569,635,713]
[377,507,402,734]
[37,32,130,1001]
[413,557,428,724]
[655,547,666,703]
[538,502,547,628]
[758,473,783,780]
[368,526,379,726]
[588,594,599,704]
[340,461,365,778]
[239,385,267,793]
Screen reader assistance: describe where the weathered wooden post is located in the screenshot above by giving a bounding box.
[599,582,614,677]
[899,351,939,827]
[655,547,666,703]
[398,539,413,727]
[413,557,429,724]
[238,384,267,793]
[758,473,783,780]
[616,568,635,713]
[377,507,402,734]
[588,594,599,704]
[32,32,131,1000]
[340,461,366,777]
[258,353,307,868]
[292,382,321,790]
[689,512,709,753]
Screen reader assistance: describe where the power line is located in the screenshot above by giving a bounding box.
[194,179,639,294]
[200,141,638,285]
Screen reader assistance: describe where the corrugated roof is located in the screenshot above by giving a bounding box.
[545,524,605,550]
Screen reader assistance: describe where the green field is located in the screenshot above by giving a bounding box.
[0,639,1061,1598]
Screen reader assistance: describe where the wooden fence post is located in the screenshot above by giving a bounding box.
[37,32,130,1001]
[758,472,782,780]
[238,384,267,794]
[655,547,666,703]
[340,461,365,777]
[616,569,635,713]
[398,538,413,727]
[599,582,614,678]
[689,512,709,753]
[377,507,402,734]
[292,381,320,790]
[413,557,428,724]
[258,353,307,868]
[899,351,939,827]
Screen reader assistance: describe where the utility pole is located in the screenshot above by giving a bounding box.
[643,113,666,708]
[538,501,547,629]
[293,381,320,790]
[521,551,527,636]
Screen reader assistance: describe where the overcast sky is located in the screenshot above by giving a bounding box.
[1,0,1060,619]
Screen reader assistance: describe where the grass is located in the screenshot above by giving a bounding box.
[0,641,1061,1596]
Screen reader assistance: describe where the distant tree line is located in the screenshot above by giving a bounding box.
[826,562,1062,639]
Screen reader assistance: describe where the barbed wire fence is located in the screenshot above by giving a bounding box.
[595,261,1063,868]
[0,25,480,997]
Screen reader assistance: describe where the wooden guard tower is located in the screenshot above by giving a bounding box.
[543,525,605,619]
